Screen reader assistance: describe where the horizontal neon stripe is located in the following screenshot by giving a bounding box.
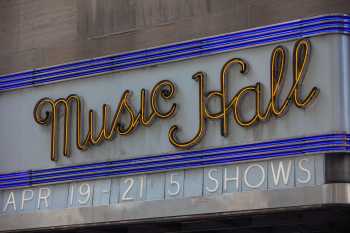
[0,133,348,190]
[2,15,349,81]
[0,21,349,86]
[0,14,349,93]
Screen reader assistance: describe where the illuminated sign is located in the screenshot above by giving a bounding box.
[34,39,319,161]
[0,14,349,232]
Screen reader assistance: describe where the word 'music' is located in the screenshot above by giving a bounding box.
[34,39,319,161]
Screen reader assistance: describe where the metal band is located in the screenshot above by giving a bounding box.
[0,14,349,93]
[0,133,349,190]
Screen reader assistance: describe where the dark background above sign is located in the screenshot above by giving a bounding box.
[0,0,349,75]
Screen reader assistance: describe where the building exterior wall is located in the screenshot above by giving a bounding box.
[1,0,350,74]
[1,1,350,233]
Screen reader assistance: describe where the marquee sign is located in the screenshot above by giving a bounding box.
[0,13,350,232]
[33,39,318,161]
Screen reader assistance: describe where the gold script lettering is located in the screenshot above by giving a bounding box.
[34,80,177,161]
[168,38,319,148]
[34,39,319,161]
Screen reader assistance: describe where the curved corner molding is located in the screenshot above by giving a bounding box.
[0,133,349,190]
[0,13,349,93]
